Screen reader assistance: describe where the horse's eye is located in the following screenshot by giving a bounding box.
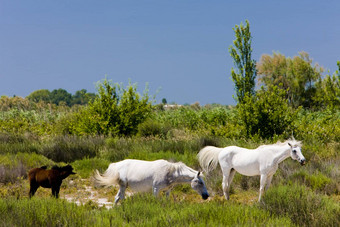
[293,149,297,153]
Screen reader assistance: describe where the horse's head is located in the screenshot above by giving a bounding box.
[54,165,76,179]
[288,142,306,166]
[191,172,209,200]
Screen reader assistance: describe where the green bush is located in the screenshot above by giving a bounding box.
[290,170,335,194]
[238,85,298,138]
[71,157,110,178]
[261,184,340,226]
[137,118,172,138]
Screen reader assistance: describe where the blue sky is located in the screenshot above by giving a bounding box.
[1,0,339,105]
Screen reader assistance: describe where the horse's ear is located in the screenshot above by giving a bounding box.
[288,143,292,147]
[197,171,201,177]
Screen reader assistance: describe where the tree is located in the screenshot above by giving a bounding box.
[71,89,96,105]
[26,89,51,103]
[229,20,257,104]
[257,52,324,108]
[50,89,72,106]
[314,61,340,109]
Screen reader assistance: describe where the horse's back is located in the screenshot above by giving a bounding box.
[114,159,171,191]
[116,159,169,178]
[219,146,261,176]
[28,167,52,186]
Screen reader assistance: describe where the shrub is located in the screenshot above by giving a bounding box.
[83,79,153,136]
[137,118,171,138]
[290,170,336,194]
[71,157,110,178]
[261,184,340,226]
[40,136,102,162]
[238,85,298,138]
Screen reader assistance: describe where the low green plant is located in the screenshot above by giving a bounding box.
[261,184,340,226]
[71,157,110,178]
[40,136,102,162]
[0,195,293,226]
[0,153,54,183]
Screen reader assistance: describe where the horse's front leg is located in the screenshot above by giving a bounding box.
[29,183,39,198]
[153,186,160,197]
[52,185,60,198]
[258,174,268,202]
[265,174,274,191]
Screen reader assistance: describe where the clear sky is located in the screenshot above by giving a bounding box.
[1,0,339,105]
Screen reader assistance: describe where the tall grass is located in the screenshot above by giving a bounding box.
[0,153,54,183]
[261,184,340,226]
[0,195,293,226]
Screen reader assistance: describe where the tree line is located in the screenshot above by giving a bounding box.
[26,88,96,106]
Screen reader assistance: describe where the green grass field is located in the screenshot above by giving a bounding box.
[1,136,339,226]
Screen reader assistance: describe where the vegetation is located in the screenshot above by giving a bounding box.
[26,88,95,106]
[257,52,324,109]
[0,20,340,226]
[0,196,294,226]
[229,20,257,103]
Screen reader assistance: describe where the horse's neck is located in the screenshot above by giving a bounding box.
[171,166,196,183]
[272,144,291,164]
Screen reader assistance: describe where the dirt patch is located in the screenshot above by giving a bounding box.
[63,185,114,208]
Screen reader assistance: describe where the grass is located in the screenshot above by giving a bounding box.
[261,184,340,227]
[0,134,339,226]
[0,195,294,226]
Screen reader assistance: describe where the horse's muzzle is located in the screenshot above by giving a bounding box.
[202,193,209,200]
[300,159,306,166]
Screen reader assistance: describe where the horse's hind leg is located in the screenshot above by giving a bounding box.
[222,168,235,200]
[114,184,126,205]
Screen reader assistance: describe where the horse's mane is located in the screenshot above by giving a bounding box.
[278,138,302,147]
[168,161,195,175]
[257,138,302,149]
[52,165,74,172]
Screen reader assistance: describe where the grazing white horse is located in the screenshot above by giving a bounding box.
[198,139,306,201]
[94,159,209,204]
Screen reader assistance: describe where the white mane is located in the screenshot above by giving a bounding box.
[168,161,197,175]
[257,138,302,150]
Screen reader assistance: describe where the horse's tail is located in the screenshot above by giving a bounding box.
[197,146,223,173]
[94,163,120,187]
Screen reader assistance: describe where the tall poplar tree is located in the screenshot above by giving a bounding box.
[229,20,257,104]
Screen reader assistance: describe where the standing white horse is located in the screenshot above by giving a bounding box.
[198,139,306,201]
[94,159,209,204]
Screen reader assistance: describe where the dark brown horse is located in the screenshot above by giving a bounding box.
[28,165,76,198]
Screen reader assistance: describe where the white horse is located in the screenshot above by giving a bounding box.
[94,159,209,204]
[197,139,306,201]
